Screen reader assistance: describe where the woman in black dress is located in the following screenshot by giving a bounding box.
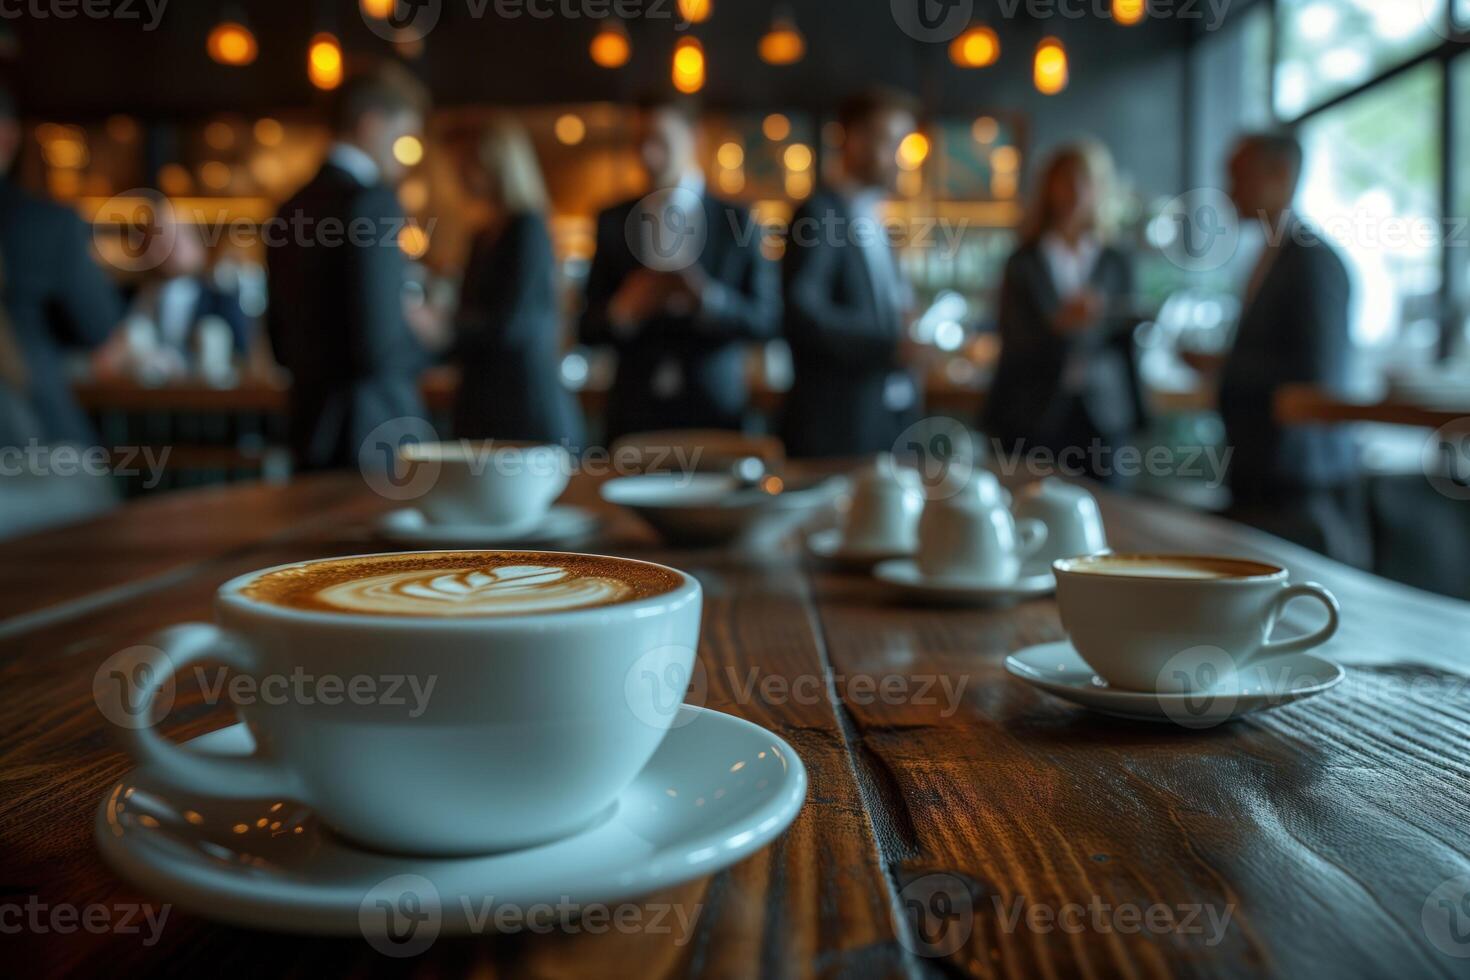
[983,141,1139,483]
[452,119,585,447]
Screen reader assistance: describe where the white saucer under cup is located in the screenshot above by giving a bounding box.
[95,706,807,935]
[376,506,600,548]
[1004,640,1344,726]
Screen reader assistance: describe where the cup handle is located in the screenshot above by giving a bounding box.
[1257,583,1340,659]
[1016,518,1048,559]
[112,623,306,801]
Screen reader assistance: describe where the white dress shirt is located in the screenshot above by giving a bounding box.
[327,142,381,187]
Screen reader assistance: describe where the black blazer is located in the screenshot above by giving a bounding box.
[780,188,914,459]
[0,178,122,444]
[266,163,430,471]
[1219,223,1357,497]
[578,191,778,443]
[983,241,1137,449]
[452,212,584,447]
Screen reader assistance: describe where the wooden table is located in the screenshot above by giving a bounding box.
[1276,383,1470,433]
[5,472,1470,978]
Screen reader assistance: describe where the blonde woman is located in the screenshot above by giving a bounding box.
[452,118,584,446]
[983,141,1138,482]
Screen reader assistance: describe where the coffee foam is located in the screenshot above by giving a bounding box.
[241,552,683,617]
[1061,555,1280,580]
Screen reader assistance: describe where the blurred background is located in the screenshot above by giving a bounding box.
[1,0,1468,598]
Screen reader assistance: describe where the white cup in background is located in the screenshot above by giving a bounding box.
[400,441,571,530]
[917,471,1047,584]
[842,453,924,555]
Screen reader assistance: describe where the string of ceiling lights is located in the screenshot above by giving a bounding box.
[204,0,1148,96]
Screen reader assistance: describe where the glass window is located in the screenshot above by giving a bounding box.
[1298,63,1443,349]
[1275,0,1447,119]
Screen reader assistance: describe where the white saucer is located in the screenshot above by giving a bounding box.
[375,505,600,548]
[1004,640,1345,726]
[95,706,806,935]
[872,559,1056,606]
[805,528,911,570]
[600,473,843,547]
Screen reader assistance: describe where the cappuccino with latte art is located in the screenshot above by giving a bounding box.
[243,551,683,617]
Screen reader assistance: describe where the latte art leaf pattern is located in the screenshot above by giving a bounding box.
[316,564,634,616]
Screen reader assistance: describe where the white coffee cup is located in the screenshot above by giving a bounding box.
[1013,478,1108,566]
[401,441,570,530]
[842,454,923,554]
[112,550,702,855]
[1054,554,1340,693]
[917,471,1047,584]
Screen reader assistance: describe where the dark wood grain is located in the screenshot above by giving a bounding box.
[3,473,1469,978]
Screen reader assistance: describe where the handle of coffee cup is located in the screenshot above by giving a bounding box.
[1258,583,1340,658]
[1017,518,1048,559]
[114,624,307,802]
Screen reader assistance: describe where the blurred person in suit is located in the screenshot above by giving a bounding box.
[0,84,123,446]
[1198,132,1364,564]
[780,87,921,459]
[101,213,251,382]
[578,97,778,444]
[452,119,584,447]
[266,63,445,471]
[983,142,1138,482]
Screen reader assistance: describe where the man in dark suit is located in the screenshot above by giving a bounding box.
[579,98,778,444]
[266,64,442,471]
[1216,132,1364,564]
[780,88,921,459]
[0,86,122,445]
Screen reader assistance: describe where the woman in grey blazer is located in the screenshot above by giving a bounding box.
[983,142,1139,482]
[452,119,585,448]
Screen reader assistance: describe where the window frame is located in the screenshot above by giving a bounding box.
[1265,0,1465,354]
